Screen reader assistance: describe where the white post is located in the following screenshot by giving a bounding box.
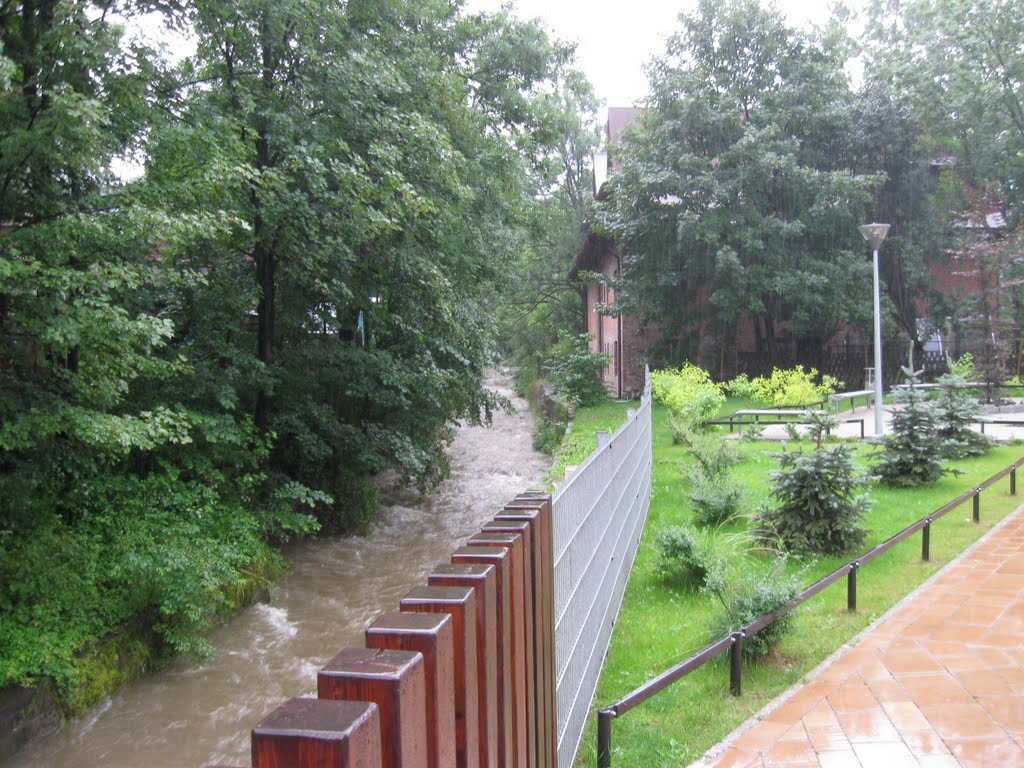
[872,247,884,436]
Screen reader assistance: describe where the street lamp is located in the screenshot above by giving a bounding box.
[859,223,890,436]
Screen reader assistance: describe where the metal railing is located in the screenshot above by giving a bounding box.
[553,370,652,768]
[596,456,1023,767]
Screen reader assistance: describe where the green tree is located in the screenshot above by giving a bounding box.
[148,0,595,526]
[598,0,881,372]
[873,363,948,486]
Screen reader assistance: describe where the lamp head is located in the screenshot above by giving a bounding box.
[858,223,890,251]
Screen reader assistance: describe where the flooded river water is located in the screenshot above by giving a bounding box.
[7,371,549,768]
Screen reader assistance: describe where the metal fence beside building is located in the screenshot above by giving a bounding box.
[552,370,653,767]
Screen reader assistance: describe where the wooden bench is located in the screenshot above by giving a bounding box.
[828,389,874,413]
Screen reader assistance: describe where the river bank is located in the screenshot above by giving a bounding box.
[2,371,547,768]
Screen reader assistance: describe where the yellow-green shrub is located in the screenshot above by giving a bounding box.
[748,366,842,407]
[650,363,725,430]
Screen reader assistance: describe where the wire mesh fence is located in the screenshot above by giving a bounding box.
[552,370,652,767]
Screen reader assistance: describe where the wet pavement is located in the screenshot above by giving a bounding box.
[697,501,1024,768]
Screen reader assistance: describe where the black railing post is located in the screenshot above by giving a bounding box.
[847,562,858,612]
[973,489,981,523]
[730,632,744,696]
[1012,465,1017,496]
[597,708,615,768]
[922,519,931,562]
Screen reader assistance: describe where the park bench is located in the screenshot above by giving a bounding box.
[702,408,865,438]
[828,389,874,413]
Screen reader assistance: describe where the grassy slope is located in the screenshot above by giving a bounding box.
[572,402,1024,767]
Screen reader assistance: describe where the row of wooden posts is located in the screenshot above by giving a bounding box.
[205,492,557,768]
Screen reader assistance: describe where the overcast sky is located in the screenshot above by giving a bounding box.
[463,0,861,108]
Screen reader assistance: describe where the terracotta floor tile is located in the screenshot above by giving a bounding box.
[828,681,879,713]
[881,700,932,731]
[929,623,986,643]
[866,677,912,703]
[955,667,1015,697]
[760,738,816,765]
[915,756,963,768]
[976,629,1024,648]
[949,603,1005,625]
[947,737,1024,768]
[900,728,952,757]
[897,673,975,707]
[815,750,862,768]
[979,695,1024,732]
[850,741,920,767]
[778,723,808,743]
[732,722,791,752]
[920,702,1008,740]
[806,725,851,752]
[834,710,900,743]
[880,650,944,675]
[802,700,841,729]
[708,747,763,768]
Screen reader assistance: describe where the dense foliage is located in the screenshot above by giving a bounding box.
[0,0,593,706]
[651,363,725,430]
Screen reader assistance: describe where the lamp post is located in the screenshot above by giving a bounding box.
[858,223,890,436]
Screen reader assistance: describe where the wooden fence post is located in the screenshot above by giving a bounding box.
[400,585,481,768]
[251,697,382,768]
[317,648,427,768]
[427,565,498,768]
[366,612,457,768]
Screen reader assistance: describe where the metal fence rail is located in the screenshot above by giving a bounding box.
[552,370,652,768]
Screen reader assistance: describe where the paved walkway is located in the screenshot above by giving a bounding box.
[700,504,1024,767]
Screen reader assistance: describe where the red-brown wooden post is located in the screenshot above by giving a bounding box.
[251,697,382,768]
[500,494,555,768]
[481,519,536,768]
[318,648,427,768]
[450,545,512,768]
[400,585,480,768]
[366,612,457,768]
[428,564,498,768]
[464,532,527,768]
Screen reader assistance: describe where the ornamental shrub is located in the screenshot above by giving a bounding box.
[756,442,872,555]
[705,554,804,660]
[546,331,610,406]
[748,366,842,407]
[650,363,725,431]
[654,525,718,588]
[873,365,948,487]
[673,428,745,525]
[933,371,990,459]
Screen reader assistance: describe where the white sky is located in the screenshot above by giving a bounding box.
[463,0,861,108]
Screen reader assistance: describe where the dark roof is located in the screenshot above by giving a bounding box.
[569,232,617,281]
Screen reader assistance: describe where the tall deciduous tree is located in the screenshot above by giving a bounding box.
[597,0,881,374]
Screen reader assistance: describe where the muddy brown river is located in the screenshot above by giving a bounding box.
[7,371,548,768]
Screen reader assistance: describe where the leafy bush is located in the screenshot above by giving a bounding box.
[655,525,718,587]
[0,470,282,706]
[756,443,872,555]
[673,429,745,525]
[532,417,566,454]
[705,555,804,660]
[748,366,842,407]
[725,373,756,399]
[651,363,725,431]
[948,352,975,379]
[546,331,610,407]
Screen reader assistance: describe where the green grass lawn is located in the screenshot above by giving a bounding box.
[570,400,1024,768]
[545,399,641,487]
